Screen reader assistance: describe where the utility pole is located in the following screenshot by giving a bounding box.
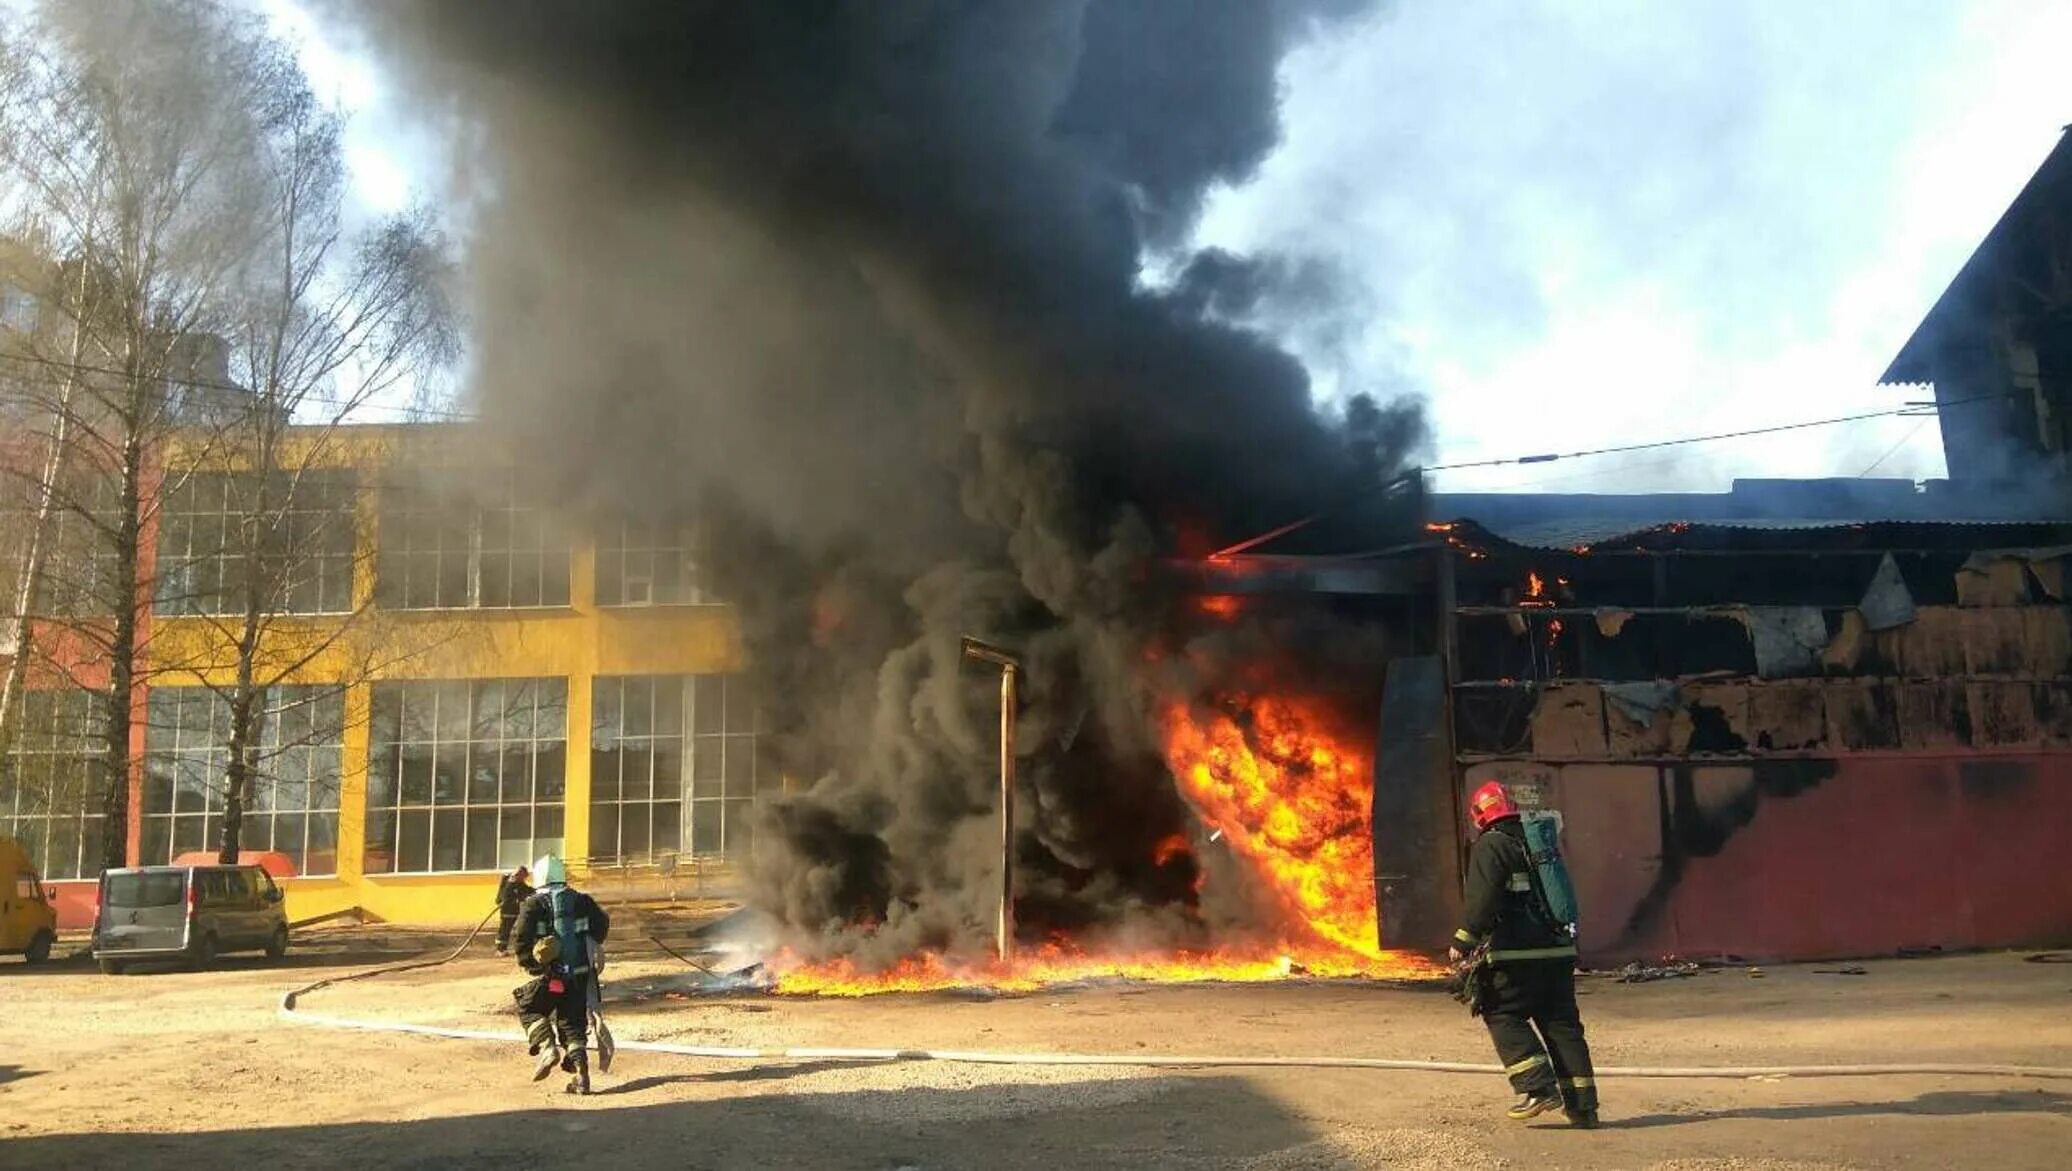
[961,636,1021,965]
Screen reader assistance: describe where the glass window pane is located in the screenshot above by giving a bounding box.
[499,748,533,804]
[534,745,566,801]
[142,817,172,868]
[273,813,307,872]
[398,808,431,872]
[621,806,650,860]
[622,745,653,802]
[691,737,724,797]
[533,804,564,859]
[363,809,396,874]
[723,737,754,798]
[690,802,722,857]
[590,748,621,803]
[480,552,512,608]
[541,550,569,607]
[432,743,466,804]
[306,812,338,877]
[465,808,498,871]
[622,679,652,738]
[468,748,500,804]
[431,808,464,872]
[588,802,619,863]
[692,676,724,735]
[399,746,433,805]
[653,802,681,855]
[652,742,683,800]
[497,806,533,869]
[653,678,683,736]
[367,747,400,809]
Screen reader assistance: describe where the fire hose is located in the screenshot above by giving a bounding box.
[274,931,2072,1082]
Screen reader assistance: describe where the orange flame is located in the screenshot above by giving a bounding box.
[1151,831,1192,867]
[770,688,1441,997]
[1195,594,1244,621]
[1158,693,1380,958]
[771,937,1431,997]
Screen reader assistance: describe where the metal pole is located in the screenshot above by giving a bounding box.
[998,662,1017,965]
[961,636,1021,966]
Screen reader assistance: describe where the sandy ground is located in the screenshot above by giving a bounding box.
[2,927,2069,1171]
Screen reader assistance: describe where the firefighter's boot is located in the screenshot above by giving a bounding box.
[531,1043,564,1082]
[1506,1091,1561,1121]
[564,1048,591,1096]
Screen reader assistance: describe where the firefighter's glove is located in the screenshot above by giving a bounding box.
[1447,946,1464,964]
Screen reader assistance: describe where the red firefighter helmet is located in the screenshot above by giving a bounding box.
[1468,781,1520,831]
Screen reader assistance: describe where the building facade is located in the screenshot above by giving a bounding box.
[1,424,774,929]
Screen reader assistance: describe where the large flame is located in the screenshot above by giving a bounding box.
[770,685,1439,996]
[1158,692,1379,958]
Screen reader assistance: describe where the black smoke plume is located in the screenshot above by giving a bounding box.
[346,1,1423,964]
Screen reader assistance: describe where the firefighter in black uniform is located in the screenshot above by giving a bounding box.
[1449,781,1599,1127]
[493,864,532,955]
[512,855,612,1094]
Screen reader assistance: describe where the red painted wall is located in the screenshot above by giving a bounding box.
[1468,753,2072,965]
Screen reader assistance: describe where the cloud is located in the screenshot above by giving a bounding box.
[1196,0,2072,491]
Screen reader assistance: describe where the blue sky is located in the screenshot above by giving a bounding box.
[267,0,2072,492]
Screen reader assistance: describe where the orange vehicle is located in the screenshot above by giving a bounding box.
[2,837,59,964]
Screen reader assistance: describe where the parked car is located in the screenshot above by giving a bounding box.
[92,864,289,974]
[2,838,59,964]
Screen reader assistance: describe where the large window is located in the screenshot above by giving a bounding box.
[365,678,567,874]
[141,686,345,876]
[155,471,358,616]
[595,520,706,607]
[376,474,570,610]
[1,468,125,619]
[0,690,109,880]
[590,674,768,864]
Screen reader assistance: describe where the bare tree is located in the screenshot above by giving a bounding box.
[0,0,287,870]
[172,70,455,864]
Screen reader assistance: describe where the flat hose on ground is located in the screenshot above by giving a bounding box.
[275,936,2072,1082]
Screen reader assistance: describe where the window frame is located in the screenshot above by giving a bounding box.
[375,474,571,612]
[589,673,770,866]
[141,685,346,877]
[152,469,360,619]
[363,677,569,876]
[594,519,711,609]
[0,689,110,881]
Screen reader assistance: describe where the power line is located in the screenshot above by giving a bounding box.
[1857,418,1931,477]
[1208,390,2014,559]
[0,348,475,421]
[1420,392,2001,476]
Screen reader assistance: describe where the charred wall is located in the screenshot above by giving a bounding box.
[1441,527,2072,964]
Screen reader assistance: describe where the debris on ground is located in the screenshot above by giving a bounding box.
[1616,960,1702,983]
[1813,966,1869,976]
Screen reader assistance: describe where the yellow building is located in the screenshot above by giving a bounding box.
[5,422,770,926]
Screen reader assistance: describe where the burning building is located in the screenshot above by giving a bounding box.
[16,4,2065,983]
[1410,485,2072,963]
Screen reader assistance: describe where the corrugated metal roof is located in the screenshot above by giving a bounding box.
[1450,516,2063,552]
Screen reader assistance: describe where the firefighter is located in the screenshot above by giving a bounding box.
[493,864,533,955]
[512,854,612,1094]
[1449,781,1599,1128]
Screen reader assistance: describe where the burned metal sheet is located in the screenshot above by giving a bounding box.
[1742,606,1829,677]
[1858,552,1918,631]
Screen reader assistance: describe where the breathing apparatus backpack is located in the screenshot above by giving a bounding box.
[1519,811,1580,941]
[545,887,592,977]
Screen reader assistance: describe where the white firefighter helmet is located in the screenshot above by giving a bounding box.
[533,854,568,887]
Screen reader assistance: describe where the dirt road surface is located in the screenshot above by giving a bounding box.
[3,931,2068,1170]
